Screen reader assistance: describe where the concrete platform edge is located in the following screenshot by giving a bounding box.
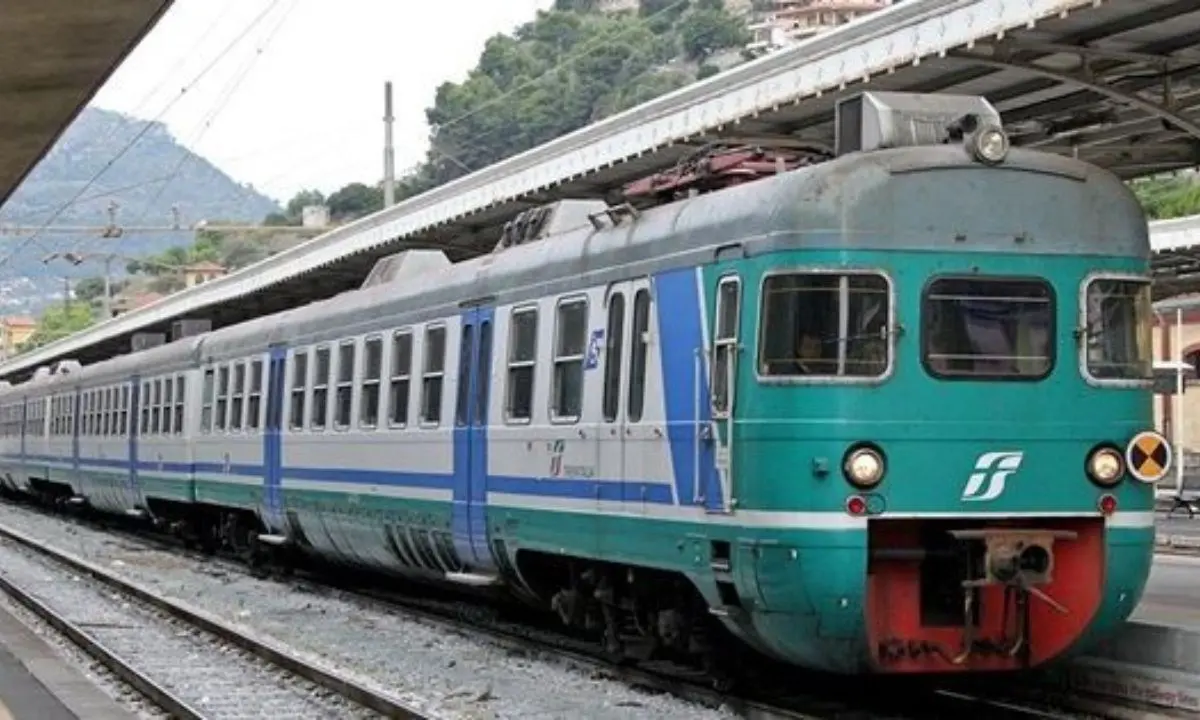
[1157,532,1200,553]
[1047,621,1200,712]
[0,602,136,720]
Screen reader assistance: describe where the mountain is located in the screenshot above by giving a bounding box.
[0,107,280,315]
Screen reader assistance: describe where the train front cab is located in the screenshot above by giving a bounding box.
[857,270,1161,675]
[724,260,1160,676]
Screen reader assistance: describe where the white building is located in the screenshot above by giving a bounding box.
[747,0,892,53]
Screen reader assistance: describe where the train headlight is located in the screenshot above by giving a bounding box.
[843,446,885,489]
[1086,446,1124,487]
[969,125,1010,164]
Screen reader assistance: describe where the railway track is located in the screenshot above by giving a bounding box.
[0,499,1126,719]
[0,521,431,720]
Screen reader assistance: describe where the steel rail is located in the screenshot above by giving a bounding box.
[0,521,432,720]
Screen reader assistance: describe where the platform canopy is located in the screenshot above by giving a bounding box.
[6,0,1200,380]
[0,0,173,206]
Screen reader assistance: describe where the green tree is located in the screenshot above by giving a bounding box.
[678,6,749,60]
[20,302,95,352]
[285,189,325,221]
[327,182,384,221]
[1132,176,1200,220]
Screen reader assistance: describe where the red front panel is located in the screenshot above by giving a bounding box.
[865,518,1104,673]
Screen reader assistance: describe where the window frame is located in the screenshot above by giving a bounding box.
[601,292,625,423]
[215,365,230,431]
[288,350,308,431]
[334,339,356,430]
[173,375,185,435]
[420,323,447,427]
[505,305,538,425]
[627,287,652,423]
[550,295,589,424]
[247,360,263,430]
[388,330,413,428]
[1078,271,1154,389]
[311,345,331,431]
[201,367,215,432]
[919,273,1055,383]
[755,267,896,386]
[711,274,741,418]
[360,334,383,429]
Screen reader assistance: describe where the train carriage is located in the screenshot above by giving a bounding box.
[0,90,1165,677]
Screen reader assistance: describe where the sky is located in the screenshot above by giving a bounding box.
[92,0,554,203]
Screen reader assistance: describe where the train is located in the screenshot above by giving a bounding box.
[0,90,1167,677]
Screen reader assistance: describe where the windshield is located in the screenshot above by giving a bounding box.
[758,272,890,379]
[923,277,1054,380]
[1083,277,1152,381]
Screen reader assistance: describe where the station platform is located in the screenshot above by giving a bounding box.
[1136,551,1200,628]
[0,602,134,720]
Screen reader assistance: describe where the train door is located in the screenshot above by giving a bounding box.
[620,280,656,511]
[706,275,740,513]
[452,308,498,574]
[71,387,81,481]
[127,377,142,511]
[262,345,287,534]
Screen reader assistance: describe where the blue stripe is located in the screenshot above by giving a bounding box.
[653,268,720,507]
[3,453,676,504]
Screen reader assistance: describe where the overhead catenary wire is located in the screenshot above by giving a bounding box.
[0,0,287,273]
[122,0,298,234]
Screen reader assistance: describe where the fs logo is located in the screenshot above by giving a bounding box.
[961,451,1024,502]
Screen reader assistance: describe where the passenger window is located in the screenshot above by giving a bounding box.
[759,272,890,379]
[174,376,185,434]
[312,347,330,430]
[102,388,111,436]
[121,385,130,436]
[289,352,307,429]
[455,324,475,427]
[201,369,215,432]
[1083,277,1152,382]
[551,298,587,421]
[335,342,355,428]
[163,377,174,434]
[215,367,230,431]
[389,332,412,426]
[602,293,625,422]
[713,277,740,416]
[628,289,651,422]
[247,361,262,430]
[475,321,492,422]
[506,308,537,422]
[141,382,152,434]
[230,364,245,431]
[923,277,1051,380]
[152,380,163,434]
[361,337,382,427]
[421,326,446,425]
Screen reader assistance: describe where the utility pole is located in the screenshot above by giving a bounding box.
[383,80,396,208]
[98,201,125,319]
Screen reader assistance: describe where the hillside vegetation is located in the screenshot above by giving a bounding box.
[15,0,1200,353]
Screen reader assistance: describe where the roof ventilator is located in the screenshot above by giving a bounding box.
[172,319,212,342]
[494,199,609,251]
[361,249,451,290]
[51,359,81,375]
[131,332,167,352]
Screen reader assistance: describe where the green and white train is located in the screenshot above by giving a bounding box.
[0,91,1166,675]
